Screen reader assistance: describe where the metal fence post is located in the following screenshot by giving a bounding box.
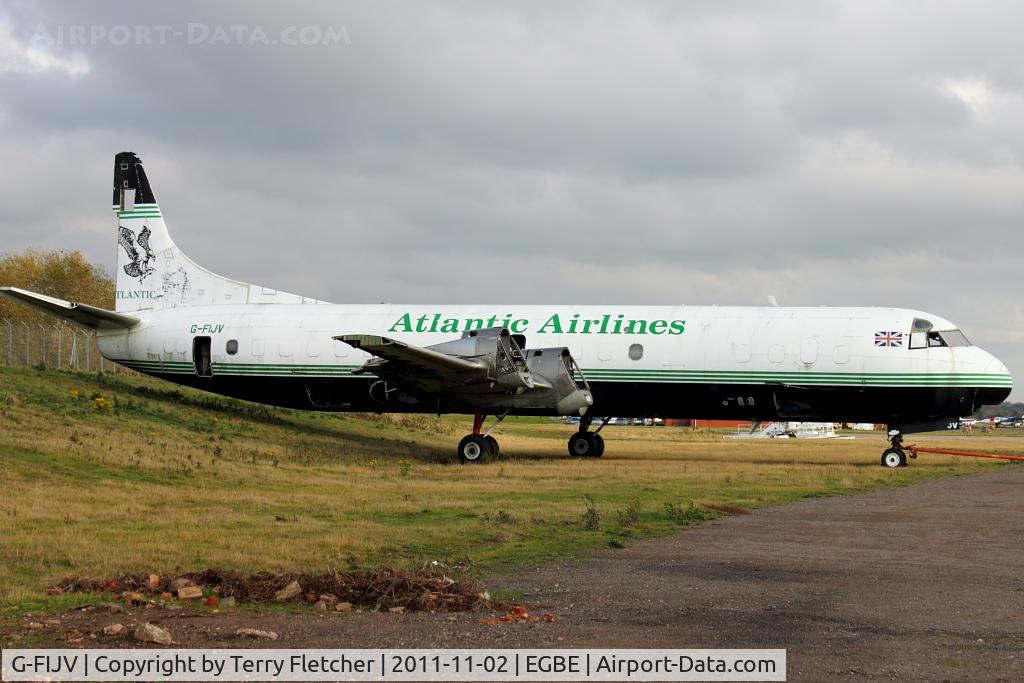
[81,330,91,371]
[21,322,29,365]
[38,323,48,367]
[3,319,11,366]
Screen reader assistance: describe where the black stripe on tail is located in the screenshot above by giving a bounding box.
[113,151,156,207]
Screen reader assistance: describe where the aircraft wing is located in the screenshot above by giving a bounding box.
[0,286,140,330]
[336,328,591,416]
[334,334,487,380]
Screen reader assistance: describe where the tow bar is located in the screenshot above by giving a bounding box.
[906,445,1024,462]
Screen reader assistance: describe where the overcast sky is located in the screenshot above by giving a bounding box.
[1,1,1022,396]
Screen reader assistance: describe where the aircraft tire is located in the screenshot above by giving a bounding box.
[484,435,500,458]
[590,433,605,458]
[881,448,907,468]
[568,432,593,457]
[458,435,489,464]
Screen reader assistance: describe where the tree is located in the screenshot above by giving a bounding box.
[0,249,114,325]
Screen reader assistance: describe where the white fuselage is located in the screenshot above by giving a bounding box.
[98,302,1012,421]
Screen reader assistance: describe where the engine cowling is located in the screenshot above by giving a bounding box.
[427,329,593,414]
[428,327,535,391]
[521,347,593,415]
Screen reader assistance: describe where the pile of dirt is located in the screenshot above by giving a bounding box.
[481,605,556,625]
[47,567,496,612]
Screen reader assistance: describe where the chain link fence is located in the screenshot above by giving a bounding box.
[0,318,127,372]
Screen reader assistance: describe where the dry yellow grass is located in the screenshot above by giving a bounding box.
[0,367,1017,607]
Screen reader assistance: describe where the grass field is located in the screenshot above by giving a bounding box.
[1,366,1019,611]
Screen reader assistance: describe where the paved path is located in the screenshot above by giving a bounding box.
[487,464,1024,680]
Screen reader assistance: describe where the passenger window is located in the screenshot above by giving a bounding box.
[800,338,818,365]
[226,339,238,355]
[833,345,849,364]
[628,343,643,361]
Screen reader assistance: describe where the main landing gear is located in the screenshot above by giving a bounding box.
[881,430,916,468]
[568,415,605,458]
[457,411,607,463]
[457,410,506,464]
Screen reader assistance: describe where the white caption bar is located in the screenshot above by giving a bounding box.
[2,649,784,681]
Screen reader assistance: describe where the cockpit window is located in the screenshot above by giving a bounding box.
[938,329,971,347]
[912,317,933,332]
[910,328,971,349]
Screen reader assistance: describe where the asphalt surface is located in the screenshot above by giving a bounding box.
[21,464,1024,681]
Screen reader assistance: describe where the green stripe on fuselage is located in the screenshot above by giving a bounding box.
[111,359,1011,386]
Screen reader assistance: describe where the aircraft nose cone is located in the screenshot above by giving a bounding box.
[977,353,1012,407]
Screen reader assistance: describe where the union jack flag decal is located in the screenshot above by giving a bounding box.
[875,331,903,348]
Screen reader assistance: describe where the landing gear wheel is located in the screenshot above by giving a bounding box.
[590,433,605,458]
[484,435,500,459]
[881,448,907,468]
[568,432,595,457]
[458,435,489,464]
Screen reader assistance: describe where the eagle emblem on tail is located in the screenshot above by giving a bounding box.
[119,225,156,281]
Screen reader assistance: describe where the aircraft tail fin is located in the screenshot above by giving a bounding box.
[112,152,322,312]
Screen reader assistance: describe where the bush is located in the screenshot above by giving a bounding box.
[92,395,113,412]
[616,500,640,528]
[664,501,713,525]
[492,510,516,525]
[581,495,601,531]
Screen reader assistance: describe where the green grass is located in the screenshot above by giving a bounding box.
[0,365,1016,613]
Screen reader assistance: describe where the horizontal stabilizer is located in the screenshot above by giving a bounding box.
[335,334,486,375]
[0,286,140,329]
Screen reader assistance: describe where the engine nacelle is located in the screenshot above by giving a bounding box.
[428,327,535,391]
[522,347,593,415]
[431,333,593,415]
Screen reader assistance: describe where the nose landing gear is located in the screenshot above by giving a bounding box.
[881,430,913,468]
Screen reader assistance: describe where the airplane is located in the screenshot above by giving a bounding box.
[0,152,1013,467]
